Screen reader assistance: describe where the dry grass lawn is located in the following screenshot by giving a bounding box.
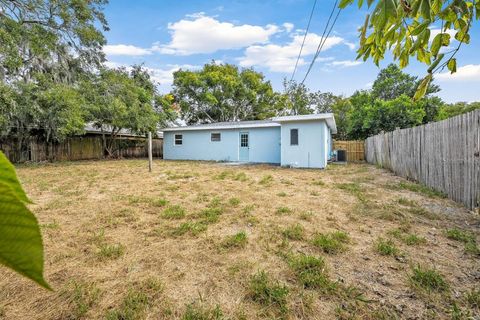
[1,159,479,319]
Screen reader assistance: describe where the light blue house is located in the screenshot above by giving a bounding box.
[162,114,336,168]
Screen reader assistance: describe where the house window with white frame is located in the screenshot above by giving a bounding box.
[290,128,298,146]
[174,134,183,145]
[211,132,221,142]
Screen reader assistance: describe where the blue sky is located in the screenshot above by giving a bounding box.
[102,0,480,103]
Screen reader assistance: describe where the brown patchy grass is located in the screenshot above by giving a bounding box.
[1,159,479,319]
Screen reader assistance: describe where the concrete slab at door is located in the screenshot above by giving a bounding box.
[239,132,249,162]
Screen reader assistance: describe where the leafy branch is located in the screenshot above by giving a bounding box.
[339,0,478,99]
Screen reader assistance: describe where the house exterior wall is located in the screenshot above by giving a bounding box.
[163,127,281,163]
[280,120,328,168]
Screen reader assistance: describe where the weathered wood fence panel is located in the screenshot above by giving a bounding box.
[0,136,163,163]
[365,110,480,209]
[333,140,365,162]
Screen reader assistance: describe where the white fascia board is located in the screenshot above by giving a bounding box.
[271,113,334,122]
[272,113,337,134]
[161,122,280,132]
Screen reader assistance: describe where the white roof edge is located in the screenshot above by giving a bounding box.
[161,113,337,134]
[161,122,281,132]
[271,113,334,122]
[272,113,337,134]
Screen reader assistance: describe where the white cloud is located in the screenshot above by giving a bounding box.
[238,33,347,72]
[329,60,363,67]
[146,64,200,84]
[283,22,294,33]
[436,64,480,81]
[104,61,124,69]
[344,41,356,50]
[103,44,152,56]
[154,13,279,55]
[103,61,199,85]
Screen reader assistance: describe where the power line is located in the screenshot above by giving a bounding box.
[301,2,342,84]
[290,0,318,81]
[301,5,340,84]
[302,7,341,84]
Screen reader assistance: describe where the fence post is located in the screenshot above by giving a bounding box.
[148,132,152,172]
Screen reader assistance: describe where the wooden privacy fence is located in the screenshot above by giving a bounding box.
[365,110,480,210]
[0,135,163,163]
[333,140,365,162]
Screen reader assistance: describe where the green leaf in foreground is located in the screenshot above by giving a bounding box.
[447,58,457,74]
[0,152,30,203]
[0,152,50,289]
[413,73,433,101]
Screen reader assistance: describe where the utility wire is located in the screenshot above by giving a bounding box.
[290,0,318,81]
[301,2,342,84]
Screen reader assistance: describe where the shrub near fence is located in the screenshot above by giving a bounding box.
[365,110,480,210]
[0,135,163,163]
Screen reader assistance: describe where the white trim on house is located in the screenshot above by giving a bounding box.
[162,122,280,131]
[272,114,337,134]
[161,113,336,134]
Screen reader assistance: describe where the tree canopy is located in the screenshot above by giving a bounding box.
[0,0,174,157]
[171,63,279,124]
[81,66,165,156]
[276,79,316,115]
[371,64,440,100]
[348,93,427,138]
[339,0,478,99]
[0,0,108,82]
[339,64,447,139]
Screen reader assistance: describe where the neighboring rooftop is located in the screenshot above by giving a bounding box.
[84,124,164,138]
[161,113,337,134]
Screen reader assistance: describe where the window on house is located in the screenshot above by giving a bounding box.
[290,129,298,145]
[211,133,221,142]
[240,133,249,147]
[174,134,183,145]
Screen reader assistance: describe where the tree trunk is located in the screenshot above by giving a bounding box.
[101,128,107,158]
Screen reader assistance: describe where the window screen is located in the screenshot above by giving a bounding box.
[211,133,221,141]
[290,129,298,145]
[174,134,183,145]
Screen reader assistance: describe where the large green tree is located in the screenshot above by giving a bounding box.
[81,67,160,156]
[370,64,443,123]
[371,64,440,100]
[330,98,352,140]
[171,63,278,124]
[348,93,426,139]
[0,0,109,153]
[0,80,86,153]
[339,0,478,98]
[312,92,341,114]
[0,0,108,82]
[438,101,480,119]
[277,79,315,115]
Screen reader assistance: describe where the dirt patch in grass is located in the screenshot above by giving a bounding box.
[1,160,479,319]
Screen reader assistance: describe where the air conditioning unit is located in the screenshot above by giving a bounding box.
[336,150,346,162]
